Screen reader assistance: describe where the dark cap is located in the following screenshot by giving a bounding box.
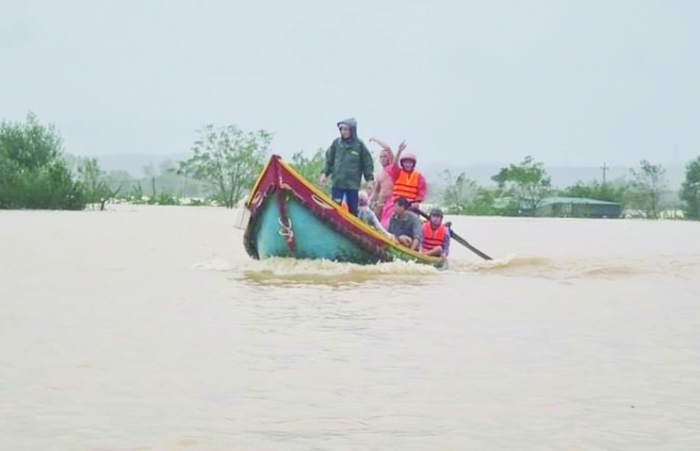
[429,208,444,217]
[394,197,411,208]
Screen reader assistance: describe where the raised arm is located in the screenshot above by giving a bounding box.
[369,137,392,152]
[392,140,406,167]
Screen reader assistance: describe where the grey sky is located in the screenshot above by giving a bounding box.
[1,0,698,167]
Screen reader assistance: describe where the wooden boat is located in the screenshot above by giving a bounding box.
[238,154,446,268]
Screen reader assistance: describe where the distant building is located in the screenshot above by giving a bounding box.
[522,196,622,218]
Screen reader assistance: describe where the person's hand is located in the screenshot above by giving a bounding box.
[397,140,406,152]
[410,202,420,210]
[319,174,327,185]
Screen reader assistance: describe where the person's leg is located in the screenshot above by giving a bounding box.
[424,246,443,257]
[344,189,359,216]
[331,188,344,205]
[373,201,384,218]
[398,235,412,247]
[380,201,394,228]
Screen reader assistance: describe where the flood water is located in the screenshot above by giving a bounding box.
[1,205,699,450]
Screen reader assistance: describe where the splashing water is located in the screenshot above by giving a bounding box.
[233,257,441,286]
[193,252,700,286]
[193,254,540,286]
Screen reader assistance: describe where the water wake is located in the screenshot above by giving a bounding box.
[234,257,441,286]
[447,254,554,273]
[194,254,700,285]
[451,254,700,280]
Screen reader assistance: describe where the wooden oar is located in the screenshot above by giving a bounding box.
[416,209,493,261]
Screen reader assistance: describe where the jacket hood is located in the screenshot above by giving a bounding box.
[337,117,357,141]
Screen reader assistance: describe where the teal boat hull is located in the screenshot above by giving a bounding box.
[242,155,446,268]
[253,195,384,264]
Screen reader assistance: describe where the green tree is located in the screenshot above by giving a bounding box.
[0,112,85,210]
[122,161,207,202]
[289,148,327,191]
[440,170,514,216]
[105,169,134,193]
[177,124,271,208]
[441,169,478,214]
[629,159,667,219]
[491,155,551,213]
[679,156,700,220]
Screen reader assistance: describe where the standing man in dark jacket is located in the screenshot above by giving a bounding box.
[319,118,375,217]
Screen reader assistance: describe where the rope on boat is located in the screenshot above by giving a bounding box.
[277,216,294,243]
[273,162,297,254]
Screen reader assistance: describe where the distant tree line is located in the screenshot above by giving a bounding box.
[2,112,699,220]
[435,155,700,219]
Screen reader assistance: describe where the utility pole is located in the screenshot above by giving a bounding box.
[600,162,609,186]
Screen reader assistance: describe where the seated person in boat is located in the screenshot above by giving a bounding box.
[421,208,450,260]
[379,142,428,228]
[387,197,423,250]
[357,190,392,238]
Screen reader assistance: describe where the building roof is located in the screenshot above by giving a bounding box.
[538,196,621,207]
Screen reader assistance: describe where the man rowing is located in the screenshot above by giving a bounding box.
[420,208,450,261]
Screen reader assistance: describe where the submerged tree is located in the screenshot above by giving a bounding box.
[491,155,551,212]
[177,124,272,208]
[629,159,667,218]
[77,158,121,210]
[441,169,478,214]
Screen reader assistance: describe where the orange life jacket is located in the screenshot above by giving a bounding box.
[391,170,421,202]
[422,223,446,251]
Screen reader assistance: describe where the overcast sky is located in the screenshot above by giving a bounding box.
[1,0,698,167]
